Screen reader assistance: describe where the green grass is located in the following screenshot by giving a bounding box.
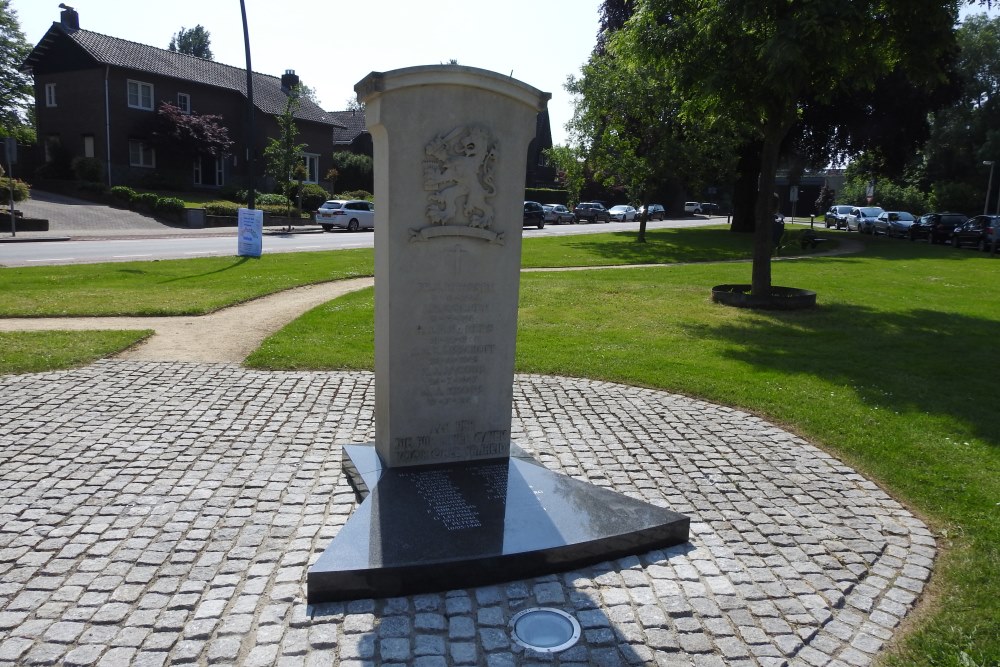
[0,330,151,374]
[520,223,830,267]
[1,228,997,665]
[0,249,374,316]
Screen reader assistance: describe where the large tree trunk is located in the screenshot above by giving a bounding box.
[730,139,762,233]
[751,113,795,297]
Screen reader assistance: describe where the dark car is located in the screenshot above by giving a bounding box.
[637,204,665,221]
[824,204,853,229]
[952,215,1000,251]
[916,212,968,244]
[573,202,611,223]
[523,201,546,229]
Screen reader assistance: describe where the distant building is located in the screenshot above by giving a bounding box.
[20,5,344,191]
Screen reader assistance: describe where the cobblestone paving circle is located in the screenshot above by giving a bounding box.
[0,361,934,666]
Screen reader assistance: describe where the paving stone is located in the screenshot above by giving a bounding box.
[0,365,936,667]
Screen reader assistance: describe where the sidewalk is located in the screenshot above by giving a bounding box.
[2,191,320,242]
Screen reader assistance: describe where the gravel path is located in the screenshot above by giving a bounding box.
[0,278,373,363]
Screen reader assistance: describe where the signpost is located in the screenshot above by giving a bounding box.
[237,207,263,257]
[4,138,16,237]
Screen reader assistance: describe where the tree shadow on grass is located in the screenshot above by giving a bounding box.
[156,256,255,283]
[685,301,1000,445]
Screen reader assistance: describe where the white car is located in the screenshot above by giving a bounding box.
[609,205,638,221]
[315,199,374,232]
[684,201,703,215]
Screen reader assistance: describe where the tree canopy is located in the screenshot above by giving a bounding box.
[168,25,213,60]
[148,102,233,159]
[0,0,34,141]
[612,0,959,295]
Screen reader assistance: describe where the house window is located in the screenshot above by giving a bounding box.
[83,135,95,158]
[127,80,154,110]
[302,153,319,183]
[177,92,191,114]
[129,140,155,168]
[45,83,57,107]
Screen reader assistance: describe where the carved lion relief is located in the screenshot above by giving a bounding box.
[423,125,498,229]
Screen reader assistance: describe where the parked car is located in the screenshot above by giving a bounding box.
[542,204,575,225]
[684,201,703,215]
[608,205,638,222]
[638,204,665,221]
[573,202,611,223]
[824,204,853,229]
[872,211,917,237]
[523,201,546,229]
[916,212,969,244]
[700,202,719,215]
[952,214,1000,251]
[315,199,374,232]
[846,206,883,233]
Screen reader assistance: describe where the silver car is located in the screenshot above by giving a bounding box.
[847,206,883,233]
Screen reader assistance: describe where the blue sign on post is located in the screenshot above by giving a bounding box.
[237,208,263,257]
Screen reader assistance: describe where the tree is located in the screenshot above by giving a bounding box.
[168,25,213,60]
[329,151,373,193]
[565,51,724,241]
[0,0,34,142]
[263,90,305,211]
[617,0,959,297]
[148,102,233,159]
[543,144,586,207]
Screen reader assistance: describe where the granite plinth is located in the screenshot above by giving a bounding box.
[308,444,690,603]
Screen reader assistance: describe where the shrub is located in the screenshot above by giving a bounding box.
[110,185,136,205]
[334,190,373,201]
[71,157,104,183]
[233,190,290,206]
[260,203,302,217]
[0,177,31,202]
[154,196,186,216]
[204,200,240,217]
[295,183,330,211]
[133,192,159,210]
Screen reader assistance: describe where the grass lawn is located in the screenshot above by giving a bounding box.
[1,227,997,665]
[0,330,151,374]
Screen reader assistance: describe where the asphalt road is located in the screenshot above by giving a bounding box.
[1,192,723,267]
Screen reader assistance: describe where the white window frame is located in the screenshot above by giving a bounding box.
[193,155,224,187]
[177,92,191,114]
[45,83,57,107]
[302,153,319,184]
[127,80,154,111]
[129,140,155,168]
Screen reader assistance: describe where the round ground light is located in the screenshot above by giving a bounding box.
[509,607,581,653]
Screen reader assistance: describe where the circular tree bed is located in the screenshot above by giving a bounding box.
[711,284,817,310]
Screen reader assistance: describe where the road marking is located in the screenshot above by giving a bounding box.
[184,251,214,255]
[292,245,323,249]
[112,254,153,259]
[26,258,77,263]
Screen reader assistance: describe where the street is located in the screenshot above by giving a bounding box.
[0,217,721,267]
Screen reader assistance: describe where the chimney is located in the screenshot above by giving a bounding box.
[58,4,80,32]
[281,69,299,93]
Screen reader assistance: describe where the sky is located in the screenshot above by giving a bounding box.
[11,0,602,146]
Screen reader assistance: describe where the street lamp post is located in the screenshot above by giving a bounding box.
[240,0,256,211]
[983,160,995,216]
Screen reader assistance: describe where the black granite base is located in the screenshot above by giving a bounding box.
[307,444,690,603]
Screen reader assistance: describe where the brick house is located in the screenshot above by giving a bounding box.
[20,6,344,192]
